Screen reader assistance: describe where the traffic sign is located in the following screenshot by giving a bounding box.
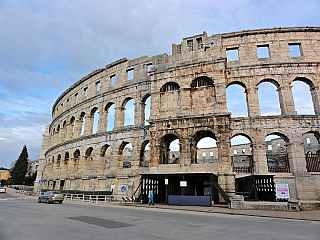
[38,180,43,184]
[121,186,126,192]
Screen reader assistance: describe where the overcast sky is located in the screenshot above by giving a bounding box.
[0,0,319,168]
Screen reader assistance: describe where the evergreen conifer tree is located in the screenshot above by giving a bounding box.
[10,145,29,185]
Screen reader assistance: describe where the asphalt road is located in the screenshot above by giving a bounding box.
[0,192,319,240]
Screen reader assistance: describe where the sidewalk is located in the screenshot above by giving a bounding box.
[8,189,320,222]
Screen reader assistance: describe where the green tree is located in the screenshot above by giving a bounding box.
[10,145,29,185]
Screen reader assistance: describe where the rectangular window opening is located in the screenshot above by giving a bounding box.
[147,64,152,75]
[234,149,237,155]
[202,152,206,157]
[241,149,246,154]
[75,93,78,103]
[196,37,203,50]
[111,75,116,86]
[226,48,239,61]
[289,43,302,57]
[210,152,214,157]
[268,145,272,150]
[127,69,134,80]
[306,137,310,144]
[96,81,100,92]
[84,87,88,97]
[257,45,270,58]
[187,40,193,51]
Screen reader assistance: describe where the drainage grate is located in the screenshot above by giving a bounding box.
[68,216,133,229]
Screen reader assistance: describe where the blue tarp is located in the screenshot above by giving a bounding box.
[168,195,212,207]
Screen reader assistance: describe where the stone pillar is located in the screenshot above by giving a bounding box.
[310,85,320,115]
[98,106,107,132]
[180,139,191,166]
[74,119,82,138]
[246,87,261,117]
[286,141,307,174]
[149,140,160,168]
[135,101,145,126]
[286,140,317,200]
[66,122,73,141]
[85,114,94,136]
[252,142,269,174]
[277,84,297,115]
[114,107,125,128]
[217,133,232,173]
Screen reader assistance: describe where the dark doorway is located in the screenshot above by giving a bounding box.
[140,173,219,204]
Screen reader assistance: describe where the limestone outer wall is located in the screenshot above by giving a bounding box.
[35,27,320,200]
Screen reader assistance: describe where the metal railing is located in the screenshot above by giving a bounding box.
[62,193,136,205]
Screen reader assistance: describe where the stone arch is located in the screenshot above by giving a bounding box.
[292,77,316,114]
[122,98,135,126]
[142,94,151,125]
[190,76,214,88]
[64,152,69,164]
[71,149,80,172]
[159,133,180,164]
[84,147,94,170]
[118,141,133,168]
[140,140,150,167]
[80,112,86,136]
[230,134,253,173]
[57,154,61,167]
[265,132,290,173]
[257,79,281,116]
[191,130,217,164]
[105,102,116,131]
[90,107,99,134]
[99,144,111,169]
[226,82,248,117]
[160,82,180,92]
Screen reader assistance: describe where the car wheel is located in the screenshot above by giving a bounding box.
[46,198,50,204]
[38,198,41,203]
[58,201,63,204]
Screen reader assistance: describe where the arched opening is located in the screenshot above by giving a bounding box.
[72,149,80,172]
[258,80,281,116]
[100,144,111,170]
[140,140,150,167]
[57,154,61,167]
[292,79,315,114]
[160,82,180,92]
[265,134,290,172]
[231,135,252,173]
[119,142,133,168]
[191,131,216,164]
[303,132,320,172]
[160,134,180,164]
[226,83,248,117]
[80,112,86,136]
[143,95,151,125]
[124,99,135,126]
[70,116,75,135]
[196,137,217,164]
[91,107,99,134]
[191,76,213,88]
[105,103,115,131]
[84,147,93,170]
[64,152,69,165]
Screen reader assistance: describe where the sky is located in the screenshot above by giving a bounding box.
[0,0,319,168]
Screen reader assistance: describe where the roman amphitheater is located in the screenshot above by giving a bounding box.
[35,26,320,203]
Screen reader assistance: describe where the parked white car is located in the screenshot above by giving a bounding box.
[0,187,6,193]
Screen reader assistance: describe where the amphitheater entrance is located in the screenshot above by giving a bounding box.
[139,173,220,205]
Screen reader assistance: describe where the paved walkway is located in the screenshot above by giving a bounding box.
[8,189,320,222]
